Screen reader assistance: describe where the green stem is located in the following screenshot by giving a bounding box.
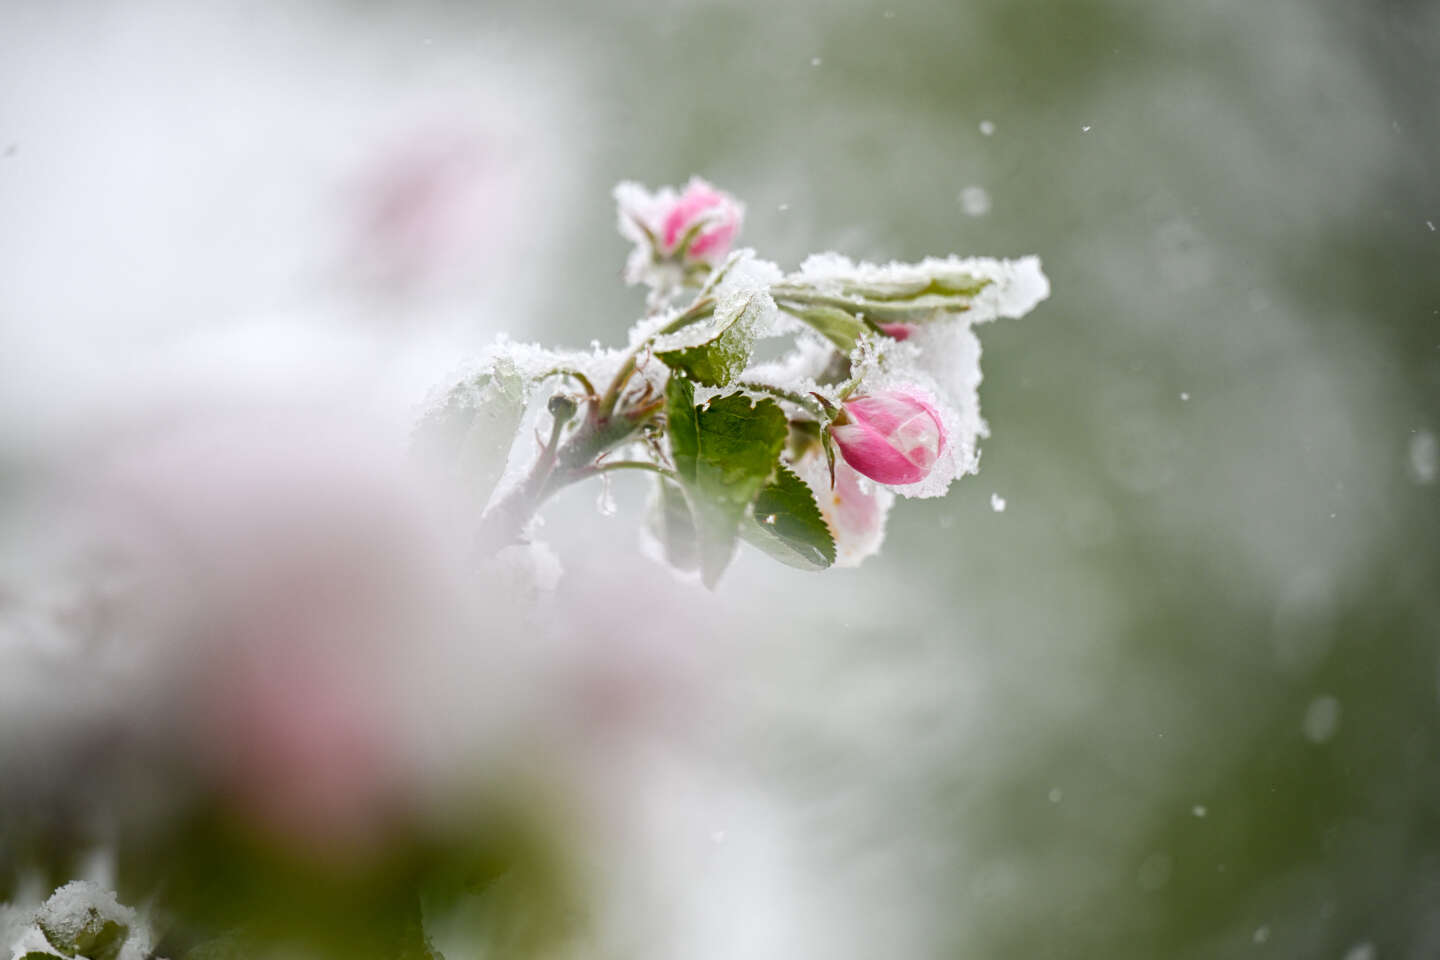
[525,411,570,499]
[656,295,718,338]
[696,250,744,299]
[596,353,638,422]
[737,380,825,417]
[477,290,721,552]
[538,367,597,398]
[477,403,665,551]
[596,296,716,420]
[592,460,677,480]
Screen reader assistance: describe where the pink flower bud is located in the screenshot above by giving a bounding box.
[876,322,916,341]
[831,391,946,485]
[657,178,742,264]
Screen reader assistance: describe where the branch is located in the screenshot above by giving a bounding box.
[592,460,678,480]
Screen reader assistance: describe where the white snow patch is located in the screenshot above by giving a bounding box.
[959,186,991,217]
[1409,429,1437,485]
[1302,695,1342,744]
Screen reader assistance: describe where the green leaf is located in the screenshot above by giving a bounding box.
[742,464,835,571]
[76,922,127,960]
[38,915,127,960]
[413,362,528,512]
[773,272,993,325]
[779,293,974,324]
[626,213,659,250]
[783,304,869,352]
[820,424,837,488]
[665,377,788,586]
[655,295,760,387]
[665,375,700,468]
[672,216,712,259]
[786,418,822,462]
[647,477,701,572]
[841,273,991,302]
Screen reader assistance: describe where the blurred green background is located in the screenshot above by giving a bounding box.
[4,0,1439,956]
[524,0,1440,955]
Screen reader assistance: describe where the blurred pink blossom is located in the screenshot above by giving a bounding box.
[90,412,471,857]
[346,126,498,296]
[815,458,894,568]
[616,178,744,285]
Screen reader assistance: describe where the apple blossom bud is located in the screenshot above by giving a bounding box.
[877,321,916,341]
[547,392,579,425]
[615,178,745,288]
[657,178,742,264]
[830,391,946,485]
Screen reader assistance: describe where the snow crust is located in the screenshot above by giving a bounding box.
[5,881,154,960]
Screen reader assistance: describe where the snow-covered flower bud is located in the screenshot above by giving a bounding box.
[615,178,744,287]
[655,178,742,264]
[831,391,947,485]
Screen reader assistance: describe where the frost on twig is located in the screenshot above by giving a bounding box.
[418,178,1049,585]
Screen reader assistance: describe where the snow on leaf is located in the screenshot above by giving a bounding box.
[786,253,1048,325]
[655,293,763,387]
[413,360,529,514]
[665,376,788,586]
[30,881,147,960]
[780,303,873,353]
